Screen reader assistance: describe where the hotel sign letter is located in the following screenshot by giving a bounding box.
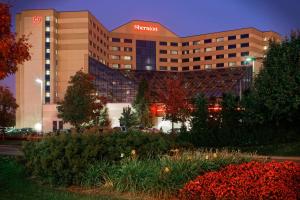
[32,16,42,24]
[134,24,158,32]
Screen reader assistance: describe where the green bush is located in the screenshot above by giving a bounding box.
[23,131,173,186]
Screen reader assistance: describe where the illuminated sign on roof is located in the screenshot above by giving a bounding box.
[32,16,42,24]
[134,24,158,32]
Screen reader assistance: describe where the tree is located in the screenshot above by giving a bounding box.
[0,3,31,80]
[190,94,208,134]
[157,77,191,133]
[133,79,152,128]
[57,71,96,131]
[95,96,110,128]
[119,106,138,131]
[253,32,300,126]
[0,86,18,127]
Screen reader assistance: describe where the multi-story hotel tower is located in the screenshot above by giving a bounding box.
[15,9,281,132]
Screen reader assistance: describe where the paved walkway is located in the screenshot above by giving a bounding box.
[0,145,23,156]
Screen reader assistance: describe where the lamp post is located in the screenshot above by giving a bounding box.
[36,78,43,133]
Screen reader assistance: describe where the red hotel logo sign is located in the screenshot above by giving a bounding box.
[134,24,158,32]
[32,16,42,24]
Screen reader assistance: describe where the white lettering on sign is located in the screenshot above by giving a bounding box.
[134,24,158,32]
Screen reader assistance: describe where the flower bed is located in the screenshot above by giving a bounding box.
[179,161,300,200]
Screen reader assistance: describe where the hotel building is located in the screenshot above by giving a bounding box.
[15,9,281,132]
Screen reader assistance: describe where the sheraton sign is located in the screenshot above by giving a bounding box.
[134,24,158,32]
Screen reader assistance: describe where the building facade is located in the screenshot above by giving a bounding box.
[15,9,281,132]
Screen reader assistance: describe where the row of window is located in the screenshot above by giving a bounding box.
[90,19,109,39]
[111,55,133,60]
[111,46,133,52]
[45,17,51,104]
[111,38,133,43]
[159,61,251,71]
[159,52,249,63]
[111,64,132,69]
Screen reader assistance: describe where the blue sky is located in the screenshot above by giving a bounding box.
[1,0,300,94]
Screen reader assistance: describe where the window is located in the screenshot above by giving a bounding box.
[241,61,249,66]
[240,34,249,39]
[216,37,224,42]
[193,57,200,61]
[205,56,212,60]
[216,54,224,59]
[205,64,212,69]
[228,62,236,67]
[160,58,167,62]
[52,121,57,131]
[111,55,120,60]
[241,51,249,57]
[228,44,236,49]
[59,121,63,130]
[46,48,50,53]
[160,66,167,70]
[182,58,189,63]
[170,50,178,55]
[45,16,51,21]
[160,50,167,54]
[45,59,50,64]
[123,56,132,60]
[193,65,200,70]
[182,66,189,71]
[45,53,50,59]
[228,53,236,58]
[193,40,200,45]
[193,49,200,53]
[45,27,50,32]
[171,58,178,63]
[46,92,50,97]
[124,39,132,43]
[264,46,268,50]
[112,38,120,42]
[205,47,212,52]
[182,42,189,46]
[228,35,236,40]
[204,39,212,43]
[124,47,132,52]
[124,64,132,69]
[241,43,249,48]
[170,42,178,46]
[160,41,167,46]
[171,66,178,71]
[111,46,120,51]
[46,70,50,75]
[216,63,224,68]
[46,37,50,42]
[112,64,120,68]
[216,46,224,51]
[182,50,189,55]
[45,20,50,27]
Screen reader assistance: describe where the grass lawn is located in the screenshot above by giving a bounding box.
[0,156,125,200]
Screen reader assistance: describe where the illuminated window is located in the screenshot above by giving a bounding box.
[111,46,120,51]
[46,48,50,53]
[46,37,50,42]
[46,92,50,97]
[205,47,212,52]
[45,27,50,32]
[45,59,50,64]
[182,50,189,55]
[112,64,120,68]
[264,46,268,50]
[111,55,120,60]
[264,37,268,41]
[193,40,200,45]
[46,70,50,75]
[216,37,224,42]
[193,49,200,53]
[124,64,132,69]
[170,50,178,55]
[229,62,236,67]
[46,81,50,86]
[45,16,51,21]
[123,56,132,60]
[205,64,212,69]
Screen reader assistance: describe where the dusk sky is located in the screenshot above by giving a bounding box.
[1,0,300,94]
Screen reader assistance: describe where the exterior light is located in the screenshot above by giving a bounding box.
[34,123,42,132]
[36,78,43,84]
